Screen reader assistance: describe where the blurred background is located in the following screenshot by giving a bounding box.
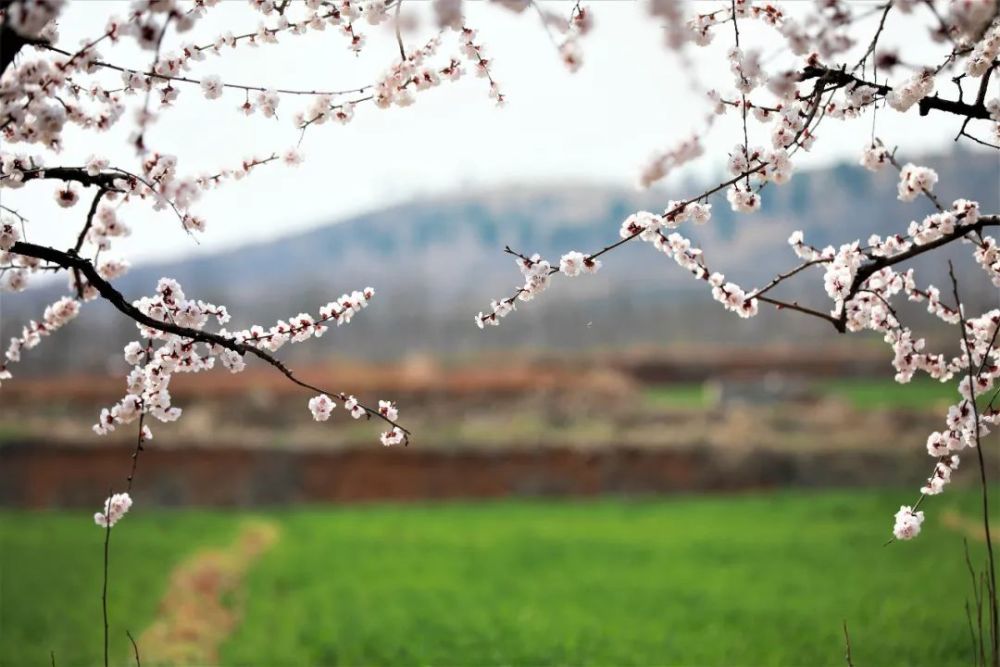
[1,2,998,665]
[3,147,997,506]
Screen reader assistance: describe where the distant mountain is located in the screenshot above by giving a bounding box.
[6,149,998,373]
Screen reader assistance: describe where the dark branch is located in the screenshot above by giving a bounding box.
[757,295,840,327]
[6,167,133,190]
[0,21,46,75]
[853,2,893,73]
[800,65,993,120]
[127,629,141,667]
[835,215,1000,331]
[843,620,855,667]
[75,189,108,253]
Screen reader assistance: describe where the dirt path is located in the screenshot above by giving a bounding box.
[941,509,995,543]
[134,520,279,665]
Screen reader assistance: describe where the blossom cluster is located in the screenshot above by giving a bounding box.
[678,1,788,51]
[224,288,375,357]
[85,277,390,449]
[307,394,405,446]
[0,1,439,528]
[966,18,1000,77]
[1,297,80,385]
[892,506,924,540]
[859,143,890,172]
[478,199,766,329]
[94,492,133,529]
[483,151,994,543]
[786,219,999,534]
[973,234,1000,287]
[638,135,704,189]
[559,4,592,73]
[825,83,881,120]
[886,70,935,112]
[459,27,503,105]
[475,253,552,329]
[896,163,938,202]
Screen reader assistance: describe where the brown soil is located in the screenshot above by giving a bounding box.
[0,440,944,508]
[137,521,279,665]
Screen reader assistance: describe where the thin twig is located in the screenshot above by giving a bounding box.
[71,188,109,298]
[748,258,830,300]
[394,0,406,60]
[731,0,751,188]
[756,295,841,326]
[102,487,112,667]
[127,629,141,667]
[854,1,893,73]
[74,189,108,254]
[968,538,988,667]
[39,37,371,97]
[529,0,561,50]
[843,620,855,667]
[950,261,999,667]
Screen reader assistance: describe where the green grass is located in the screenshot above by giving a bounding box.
[0,512,241,666]
[819,377,959,410]
[2,489,993,666]
[643,377,962,412]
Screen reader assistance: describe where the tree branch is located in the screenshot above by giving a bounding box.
[8,241,410,435]
[0,21,47,75]
[834,215,1000,331]
[39,43,371,97]
[800,65,993,120]
[4,166,133,190]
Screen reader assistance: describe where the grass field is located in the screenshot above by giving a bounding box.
[641,376,961,412]
[1,489,994,666]
[819,377,959,410]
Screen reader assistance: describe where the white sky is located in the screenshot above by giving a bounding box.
[4,0,977,263]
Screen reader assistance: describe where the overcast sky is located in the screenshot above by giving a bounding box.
[7,0,982,263]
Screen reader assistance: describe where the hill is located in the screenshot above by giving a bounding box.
[5,148,997,373]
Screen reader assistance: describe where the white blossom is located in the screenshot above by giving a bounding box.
[897,163,938,202]
[308,393,335,421]
[200,74,223,99]
[859,144,889,172]
[94,492,133,528]
[892,506,924,540]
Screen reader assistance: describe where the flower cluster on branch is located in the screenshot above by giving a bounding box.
[469,0,1000,542]
[1,0,998,546]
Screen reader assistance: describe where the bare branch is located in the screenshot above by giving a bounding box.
[854,1,893,73]
[127,630,141,667]
[843,620,855,667]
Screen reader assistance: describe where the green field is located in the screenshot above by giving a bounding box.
[641,376,962,411]
[819,377,960,410]
[1,489,994,666]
